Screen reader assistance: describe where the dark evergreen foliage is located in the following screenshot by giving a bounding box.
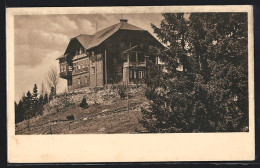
[118,85,127,99]
[15,84,49,123]
[80,97,88,109]
[141,13,248,132]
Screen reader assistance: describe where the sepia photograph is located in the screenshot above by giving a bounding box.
[14,12,249,134]
[7,6,254,162]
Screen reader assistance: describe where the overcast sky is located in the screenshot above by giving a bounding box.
[14,13,164,102]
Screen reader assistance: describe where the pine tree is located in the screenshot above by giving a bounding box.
[25,91,33,119]
[43,93,49,104]
[32,84,40,115]
[49,87,55,101]
[15,102,19,124]
[141,13,248,132]
[38,94,44,115]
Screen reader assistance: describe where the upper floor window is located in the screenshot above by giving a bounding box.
[129,70,133,79]
[91,67,95,74]
[130,52,136,63]
[60,65,66,72]
[77,78,81,85]
[138,53,145,64]
[79,48,83,54]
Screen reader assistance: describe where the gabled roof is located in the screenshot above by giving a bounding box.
[73,21,146,51]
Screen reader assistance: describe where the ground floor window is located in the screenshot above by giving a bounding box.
[129,70,133,78]
[138,71,145,78]
[134,71,137,78]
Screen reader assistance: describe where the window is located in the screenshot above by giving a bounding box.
[77,78,80,85]
[129,70,133,79]
[134,71,136,78]
[79,48,83,54]
[77,62,81,69]
[138,71,145,78]
[92,67,95,74]
[130,52,136,62]
[60,65,63,72]
[140,43,143,48]
[138,53,145,64]
[82,62,85,69]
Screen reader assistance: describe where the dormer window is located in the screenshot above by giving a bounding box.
[79,47,84,55]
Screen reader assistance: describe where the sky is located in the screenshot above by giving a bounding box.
[14,13,164,102]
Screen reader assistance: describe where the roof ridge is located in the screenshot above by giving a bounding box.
[72,21,146,51]
[93,22,121,35]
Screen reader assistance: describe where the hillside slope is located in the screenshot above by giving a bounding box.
[15,86,149,134]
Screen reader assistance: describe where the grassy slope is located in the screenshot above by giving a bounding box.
[15,89,148,134]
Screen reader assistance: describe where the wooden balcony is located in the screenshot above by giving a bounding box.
[60,70,72,79]
[123,62,146,68]
[72,67,89,75]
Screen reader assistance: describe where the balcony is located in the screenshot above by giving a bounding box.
[123,62,146,68]
[72,67,89,75]
[60,70,72,79]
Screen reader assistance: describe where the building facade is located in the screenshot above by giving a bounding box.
[57,19,162,91]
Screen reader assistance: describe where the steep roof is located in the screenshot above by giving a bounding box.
[74,21,146,50]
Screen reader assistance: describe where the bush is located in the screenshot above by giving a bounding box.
[66,114,74,121]
[118,85,127,99]
[80,97,88,109]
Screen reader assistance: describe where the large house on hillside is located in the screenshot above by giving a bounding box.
[57,19,163,91]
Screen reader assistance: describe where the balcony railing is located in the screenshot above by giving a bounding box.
[60,70,72,78]
[72,67,89,74]
[123,62,146,68]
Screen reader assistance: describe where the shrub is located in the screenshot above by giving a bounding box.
[118,85,127,99]
[66,114,74,121]
[80,97,88,109]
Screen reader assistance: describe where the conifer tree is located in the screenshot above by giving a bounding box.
[141,13,248,132]
[43,93,49,104]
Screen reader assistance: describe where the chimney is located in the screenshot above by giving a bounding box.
[120,19,128,23]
